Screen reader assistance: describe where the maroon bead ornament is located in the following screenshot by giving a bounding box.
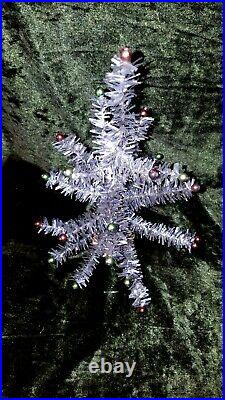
[137,306,145,313]
[34,219,43,228]
[56,132,65,142]
[119,47,132,62]
[192,235,200,249]
[140,106,149,118]
[191,183,201,193]
[59,233,68,242]
[149,168,160,180]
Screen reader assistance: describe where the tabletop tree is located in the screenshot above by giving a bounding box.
[35,47,200,311]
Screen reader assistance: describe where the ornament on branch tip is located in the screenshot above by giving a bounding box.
[191,183,201,193]
[149,168,160,180]
[96,88,104,97]
[192,235,200,249]
[58,233,68,242]
[41,173,49,181]
[105,256,115,266]
[107,222,118,232]
[64,169,72,177]
[137,306,145,313]
[140,106,150,118]
[56,132,65,142]
[179,173,189,182]
[155,153,164,161]
[119,47,132,62]
[34,219,43,228]
[72,282,78,289]
[124,278,130,286]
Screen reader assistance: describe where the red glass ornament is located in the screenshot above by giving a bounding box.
[140,106,149,118]
[149,168,160,180]
[137,306,145,313]
[34,219,43,228]
[56,132,65,142]
[59,233,68,242]
[119,47,132,62]
[192,235,200,249]
[191,183,201,193]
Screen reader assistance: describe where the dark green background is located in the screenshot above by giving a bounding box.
[3,2,222,398]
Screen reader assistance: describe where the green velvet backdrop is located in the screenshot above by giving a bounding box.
[3,2,222,398]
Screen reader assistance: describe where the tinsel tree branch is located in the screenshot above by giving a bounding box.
[126,178,194,210]
[54,135,88,165]
[130,216,195,252]
[125,162,195,210]
[72,236,106,288]
[39,213,106,264]
[46,170,101,202]
[116,240,151,307]
[71,249,100,287]
[90,54,153,158]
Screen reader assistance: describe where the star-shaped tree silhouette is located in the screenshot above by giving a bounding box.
[36,47,200,310]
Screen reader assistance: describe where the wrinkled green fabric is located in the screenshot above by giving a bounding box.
[3,2,222,398]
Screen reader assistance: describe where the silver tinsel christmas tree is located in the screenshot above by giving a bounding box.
[36,47,200,310]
